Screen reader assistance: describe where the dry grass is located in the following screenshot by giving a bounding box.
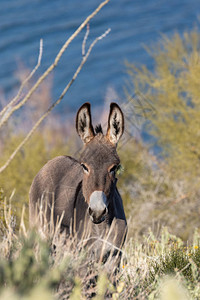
[0,196,200,300]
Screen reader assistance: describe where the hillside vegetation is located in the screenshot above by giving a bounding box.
[0,28,200,299]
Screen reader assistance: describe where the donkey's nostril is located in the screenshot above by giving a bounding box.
[102,207,107,216]
[88,206,108,224]
[88,207,93,216]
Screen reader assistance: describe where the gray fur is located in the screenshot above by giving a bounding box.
[29,102,127,265]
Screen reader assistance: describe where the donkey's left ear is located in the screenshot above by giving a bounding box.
[106,103,124,146]
[76,102,95,144]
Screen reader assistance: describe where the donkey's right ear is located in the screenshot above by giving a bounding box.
[76,102,95,144]
[106,103,124,146]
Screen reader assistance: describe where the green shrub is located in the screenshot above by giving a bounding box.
[125,28,200,241]
[126,29,200,183]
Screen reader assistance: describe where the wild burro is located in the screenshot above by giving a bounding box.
[29,102,127,268]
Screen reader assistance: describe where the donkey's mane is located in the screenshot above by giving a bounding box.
[95,124,103,134]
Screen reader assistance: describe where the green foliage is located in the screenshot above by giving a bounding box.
[118,139,173,212]
[0,74,76,227]
[0,231,65,298]
[118,139,154,209]
[0,131,72,226]
[149,243,200,284]
[124,28,200,241]
[127,29,200,182]
[119,228,200,299]
[1,134,47,198]
[147,233,200,299]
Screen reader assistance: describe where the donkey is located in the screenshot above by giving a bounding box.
[29,102,127,268]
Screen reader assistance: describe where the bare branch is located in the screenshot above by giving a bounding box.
[82,23,90,57]
[0,39,43,119]
[0,28,111,174]
[0,0,110,130]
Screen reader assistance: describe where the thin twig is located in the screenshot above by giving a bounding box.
[79,235,125,254]
[0,0,110,130]
[0,28,111,174]
[176,262,191,276]
[19,205,27,237]
[0,39,43,120]
[82,23,90,56]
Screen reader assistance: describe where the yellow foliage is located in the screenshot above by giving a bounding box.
[0,130,73,226]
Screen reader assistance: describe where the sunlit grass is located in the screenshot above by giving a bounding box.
[0,198,200,299]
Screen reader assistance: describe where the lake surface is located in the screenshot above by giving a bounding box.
[0,0,199,114]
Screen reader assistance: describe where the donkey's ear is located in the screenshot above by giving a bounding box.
[76,102,95,144]
[106,103,124,146]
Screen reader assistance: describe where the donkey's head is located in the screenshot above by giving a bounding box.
[76,102,124,224]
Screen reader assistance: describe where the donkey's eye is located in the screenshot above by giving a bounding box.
[81,163,89,173]
[109,165,118,174]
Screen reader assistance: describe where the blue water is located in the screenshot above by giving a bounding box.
[0,0,199,113]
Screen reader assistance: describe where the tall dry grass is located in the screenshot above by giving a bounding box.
[0,194,200,299]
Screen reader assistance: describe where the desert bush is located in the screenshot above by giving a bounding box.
[118,227,200,299]
[0,129,74,227]
[126,28,200,183]
[124,28,200,241]
[0,69,78,227]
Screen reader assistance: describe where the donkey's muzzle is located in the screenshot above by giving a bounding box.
[88,191,108,224]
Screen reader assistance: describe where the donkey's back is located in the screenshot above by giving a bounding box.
[29,155,83,231]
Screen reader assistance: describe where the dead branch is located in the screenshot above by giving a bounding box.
[0,39,43,121]
[82,23,90,57]
[0,0,110,130]
[0,28,111,174]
